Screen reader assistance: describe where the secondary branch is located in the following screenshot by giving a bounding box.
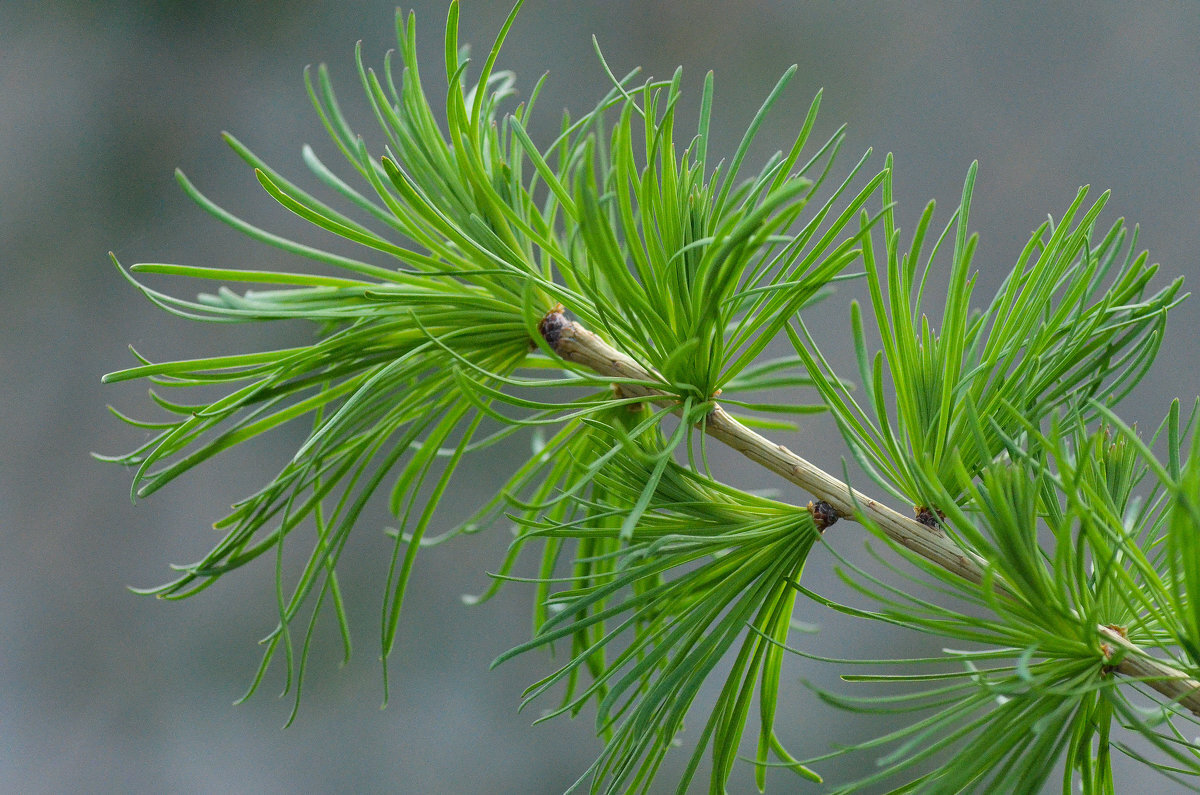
[540,308,1200,716]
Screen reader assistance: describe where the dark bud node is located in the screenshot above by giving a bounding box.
[913,505,945,528]
[807,500,840,532]
[538,304,568,350]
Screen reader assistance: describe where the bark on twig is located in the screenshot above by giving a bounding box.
[542,308,1200,716]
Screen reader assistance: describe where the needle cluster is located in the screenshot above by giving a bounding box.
[103,3,1200,792]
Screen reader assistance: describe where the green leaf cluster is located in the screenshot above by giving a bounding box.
[786,406,1200,791]
[797,157,1182,510]
[101,2,1200,792]
[103,0,862,745]
[490,409,821,792]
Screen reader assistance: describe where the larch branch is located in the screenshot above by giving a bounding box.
[542,308,1200,716]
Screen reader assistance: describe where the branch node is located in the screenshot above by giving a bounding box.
[913,505,945,530]
[807,500,840,532]
[1099,624,1129,677]
[1100,642,1117,676]
[538,304,569,350]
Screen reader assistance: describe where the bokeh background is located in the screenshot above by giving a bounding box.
[3,1,1199,791]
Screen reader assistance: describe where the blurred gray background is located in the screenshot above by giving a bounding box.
[3,1,1199,792]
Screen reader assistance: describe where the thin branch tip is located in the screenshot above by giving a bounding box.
[538,304,569,350]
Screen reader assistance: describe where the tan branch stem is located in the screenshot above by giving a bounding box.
[545,310,1200,715]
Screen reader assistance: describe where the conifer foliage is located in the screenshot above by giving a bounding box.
[103,3,1200,791]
